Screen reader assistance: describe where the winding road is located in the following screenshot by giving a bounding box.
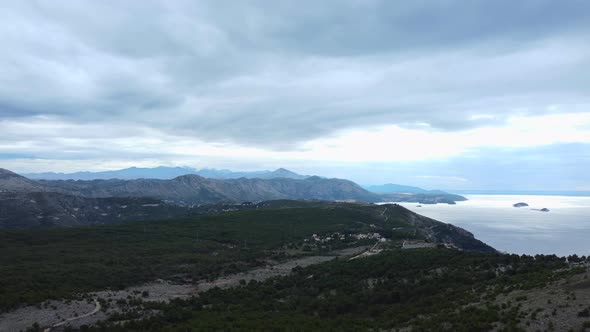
[381,207,389,222]
[43,298,101,332]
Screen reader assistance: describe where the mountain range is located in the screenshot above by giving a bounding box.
[24,166,308,181]
[24,166,462,196]
[0,168,466,228]
[35,174,379,205]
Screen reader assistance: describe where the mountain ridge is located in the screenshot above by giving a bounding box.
[36,174,380,205]
[0,168,468,229]
[2,169,469,206]
[24,166,310,181]
[0,168,47,192]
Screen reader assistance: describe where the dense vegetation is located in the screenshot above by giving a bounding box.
[0,204,418,311]
[82,248,579,332]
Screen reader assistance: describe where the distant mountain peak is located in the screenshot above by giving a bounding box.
[0,168,46,192]
[0,168,21,179]
[271,168,299,176]
[24,166,309,180]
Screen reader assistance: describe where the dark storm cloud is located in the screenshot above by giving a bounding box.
[1,0,590,148]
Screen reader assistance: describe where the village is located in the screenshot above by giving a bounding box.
[299,229,444,252]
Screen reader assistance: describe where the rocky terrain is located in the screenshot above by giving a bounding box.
[0,191,188,228]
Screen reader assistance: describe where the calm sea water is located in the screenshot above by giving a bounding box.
[383,195,590,256]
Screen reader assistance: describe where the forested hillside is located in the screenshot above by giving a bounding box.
[0,202,490,311]
[83,249,585,331]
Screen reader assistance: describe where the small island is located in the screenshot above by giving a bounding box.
[513,202,529,207]
[532,208,550,212]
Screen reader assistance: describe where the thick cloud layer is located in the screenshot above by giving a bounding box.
[1,1,589,189]
[2,1,589,145]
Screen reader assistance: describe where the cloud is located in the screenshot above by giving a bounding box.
[1,1,590,147]
[1,112,588,167]
[0,1,589,190]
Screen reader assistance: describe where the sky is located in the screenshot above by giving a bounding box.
[0,0,589,190]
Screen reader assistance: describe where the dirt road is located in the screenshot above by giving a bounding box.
[42,299,100,332]
[0,246,368,332]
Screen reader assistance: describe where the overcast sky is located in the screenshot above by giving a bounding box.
[1,0,589,189]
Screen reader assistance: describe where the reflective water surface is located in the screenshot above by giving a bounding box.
[382,195,590,256]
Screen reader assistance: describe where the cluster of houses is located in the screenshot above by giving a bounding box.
[304,232,387,244]
[401,240,458,250]
[306,232,346,243]
[351,232,385,241]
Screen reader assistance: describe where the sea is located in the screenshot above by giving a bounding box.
[382,195,590,257]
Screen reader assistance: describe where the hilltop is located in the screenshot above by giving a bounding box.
[0,168,46,192]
